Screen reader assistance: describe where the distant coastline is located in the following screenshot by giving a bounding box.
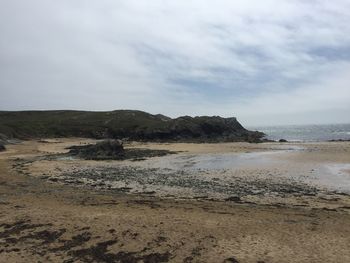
[0,110,264,143]
[249,123,350,142]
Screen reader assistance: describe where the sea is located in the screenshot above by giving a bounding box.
[248,123,350,142]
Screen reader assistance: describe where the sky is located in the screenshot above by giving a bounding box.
[1,0,350,126]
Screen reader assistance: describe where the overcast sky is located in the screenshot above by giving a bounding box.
[1,0,350,125]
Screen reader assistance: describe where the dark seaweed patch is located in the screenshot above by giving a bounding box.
[0,220,50,239]
[21,228,66,244]
[52,231,92,251]
[70,240,171,263]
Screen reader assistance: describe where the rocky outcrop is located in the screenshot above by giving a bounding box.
[0,133,7,144]
[67,140,175,160]
[0,133,7,151]
[0,143,5,152]
[0,110,264,142]
[68,140,124,160]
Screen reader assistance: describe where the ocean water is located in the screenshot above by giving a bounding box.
[248,123,350,142]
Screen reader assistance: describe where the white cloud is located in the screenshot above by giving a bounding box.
[0,0,350,125]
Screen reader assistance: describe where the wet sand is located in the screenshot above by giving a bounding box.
[1,139,350,262]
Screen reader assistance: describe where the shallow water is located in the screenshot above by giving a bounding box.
[316,164,350,193]
[132,147,350,194]
[139,146,303,171]
[143,151,278,171]
[53,144,350,198]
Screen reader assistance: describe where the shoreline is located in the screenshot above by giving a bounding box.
[5,139,350,206]
[1,139,350,262]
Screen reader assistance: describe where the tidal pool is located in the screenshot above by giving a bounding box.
[48,144,350,198]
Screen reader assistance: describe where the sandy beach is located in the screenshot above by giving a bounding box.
[3,1,350,262]
[1,139,350,262]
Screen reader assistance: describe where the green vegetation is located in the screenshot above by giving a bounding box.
[0,110,264,142]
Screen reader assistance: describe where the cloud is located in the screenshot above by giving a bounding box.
[234,62,350,125]
[0,0,350,125]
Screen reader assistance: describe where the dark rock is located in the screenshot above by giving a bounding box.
[261,138,275,142]
[0,143,5,152]
[328,139,350,142]
[0,133,8,142]
[68,140,124,159]
[224,257,240,263]
[279,139,288,142]
[225,196,242,202]
[67,140,175,160]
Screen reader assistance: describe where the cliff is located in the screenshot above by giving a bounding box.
[0,110,264,142]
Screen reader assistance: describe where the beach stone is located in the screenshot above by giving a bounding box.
[0,143,6,152]
[225,196,242,202]
[224,257,240,263]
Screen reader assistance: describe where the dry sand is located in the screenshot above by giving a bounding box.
[1,139,350,263]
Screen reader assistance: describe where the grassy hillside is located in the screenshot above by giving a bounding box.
[0,110,263,142]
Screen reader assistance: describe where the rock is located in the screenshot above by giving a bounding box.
[224,257,240,263]
[67,140,175,160]
[0,133,8,146]
[0,143,5,152]
[261,138,275,142]
[279,139,288,142]
[225,196,242,202]
[68,140,124,160]
[0,133,7,141]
